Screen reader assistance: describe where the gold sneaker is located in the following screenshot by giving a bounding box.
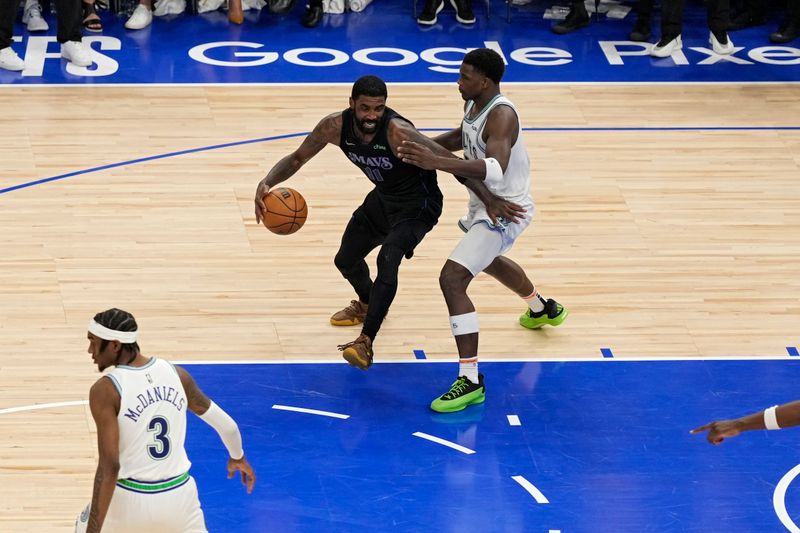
[338,334,374,370]
[330,300,368,326]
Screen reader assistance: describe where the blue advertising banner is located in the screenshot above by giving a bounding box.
[1,2,798,85]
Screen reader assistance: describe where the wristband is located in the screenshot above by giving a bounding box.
[483,157,504,185]
[764,405,781,430]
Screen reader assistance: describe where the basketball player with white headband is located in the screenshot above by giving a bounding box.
[691,402,800,444]
[75,308,255,533]
[398,48,568,413]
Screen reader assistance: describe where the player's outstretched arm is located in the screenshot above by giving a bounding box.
[431,127,463,152]
[255,113,342,223]
[175,365,256,493]
[391,118,525,224]
[388,119,456,160]
[86,378,121,533]
[397,138,486,179]
[691,400,800,444]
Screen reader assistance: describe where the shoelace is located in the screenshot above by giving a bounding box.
[443,377,471,399]
[343,300,368,316]
[345,300,362,313]
[337,340,357,351]
[28,6,42,17]
[337,335,370,352]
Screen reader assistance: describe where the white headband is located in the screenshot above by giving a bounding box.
[88,320,139,344]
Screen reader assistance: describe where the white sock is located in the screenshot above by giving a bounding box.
[522,288,546,313]
[459,357,479,383]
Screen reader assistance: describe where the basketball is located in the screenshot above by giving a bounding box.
[262,187,308,235]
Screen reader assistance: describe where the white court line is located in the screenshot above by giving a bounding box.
[511,475,550,504]
[412,432,476,454]
[271,404,350,419]
[773,463,800,533]
[0,400,88,416]
[507,415,521,426]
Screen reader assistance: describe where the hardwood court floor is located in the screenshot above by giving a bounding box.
[0,83,799,530]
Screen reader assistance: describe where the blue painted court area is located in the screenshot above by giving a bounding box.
[2,1,799,84]
[183,359,800,532]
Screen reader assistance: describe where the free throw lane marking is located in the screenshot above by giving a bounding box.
[512,475,550,504]
[412,432,476,454]
[272,404,350,419]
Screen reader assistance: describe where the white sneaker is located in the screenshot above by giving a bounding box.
[22,4,50,32]
[125,4,153,29]
[153,0,185,16]
[651,34,682,57]
[60,40,92,67]
[196,0,223,12]
[0,46,25,71]
[710,31,734,55]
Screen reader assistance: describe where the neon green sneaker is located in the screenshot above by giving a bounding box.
[430,375,485,413]
[519,298,568,329]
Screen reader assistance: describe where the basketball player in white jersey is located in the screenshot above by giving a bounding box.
[398,48,568,413]
[75,308,256,533]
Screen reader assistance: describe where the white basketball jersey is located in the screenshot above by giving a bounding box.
[460,94,534,228]
[106,358,192,481]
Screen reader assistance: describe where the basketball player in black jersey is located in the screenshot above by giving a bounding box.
[254,75,445,370]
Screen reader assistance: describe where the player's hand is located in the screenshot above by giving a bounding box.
[254,180,270,224]
[397,140,437,170]
[485,196,526,225]
[690,419,743,445]
[228,455,256,493]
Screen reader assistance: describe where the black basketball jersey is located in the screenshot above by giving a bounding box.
[339,107,440,203]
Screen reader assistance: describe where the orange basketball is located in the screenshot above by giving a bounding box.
[262,187,308,235]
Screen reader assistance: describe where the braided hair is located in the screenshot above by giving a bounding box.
[93,308,141,363]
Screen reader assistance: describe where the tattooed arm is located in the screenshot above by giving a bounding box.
[176,365,256,493]
[255,112,343,223]
[176,364,212,414]
[86,378,121,533]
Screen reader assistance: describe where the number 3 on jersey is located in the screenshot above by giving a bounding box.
[147,416,171,459]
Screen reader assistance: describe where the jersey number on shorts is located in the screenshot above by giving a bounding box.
[147,416,171,459]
